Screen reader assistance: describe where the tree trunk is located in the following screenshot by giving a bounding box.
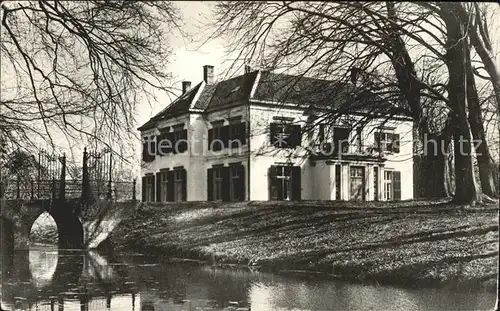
[386,2,449,198]
[465,42,498,197]
[441,3,480,204]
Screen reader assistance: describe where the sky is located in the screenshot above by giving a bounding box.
[135,2,232,130]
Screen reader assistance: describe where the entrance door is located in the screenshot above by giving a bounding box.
[350,166,365,201]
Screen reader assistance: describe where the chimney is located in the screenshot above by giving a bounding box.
[182,81,191,94]
[244,64,252,74]
[203,65,214,84]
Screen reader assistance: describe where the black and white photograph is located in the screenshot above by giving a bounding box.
[0,1,499,310]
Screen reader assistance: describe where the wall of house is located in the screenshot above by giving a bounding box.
[381,119,414,200]
[140,99,414,202]
[248,105,312,200]
[247,104,414,201]
[140,114,191,176]
[188,105,250,201]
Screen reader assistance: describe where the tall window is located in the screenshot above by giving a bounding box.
[172,126,187,154]
[160,171,168,202]
[269,165,301,200]
[142,175,154,202]
[335,164,341,200]
[356,127,363,152]
[209,122,225,151]
[173,169,186,201]
[384,170,393,200]
[229,165,243,201]
[374,167,379,201]
[213,167,223,200]
[207,164,245,201]
[333,127,350,154]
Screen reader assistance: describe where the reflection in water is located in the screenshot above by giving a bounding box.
[0,247,496,311]
[28,247,58,289]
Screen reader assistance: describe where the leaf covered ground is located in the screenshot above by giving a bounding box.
[105,199,499,289]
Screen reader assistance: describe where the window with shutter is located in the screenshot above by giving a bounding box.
[212,166,223,200]
[335,165,341,200]
[270,122,299,149]
[221,166,230,201]
[143,175,154,202]
[207,168,213,200]
[220,125,230,149]
[288,125,302,148]
[166,171,174,201]
[334,127,350,154]
[269,165,295,200]
[141,176,147,202]
[270,123,278,145]
[268,166,278,200]
[393,171,401,200]
[384,170,393,200]
[376,130,397,153]
[291,166,301,200]
[142,139,155,162]
[228,122,247,148]
[210,124,224,151]
[177,129,188,153]
[157,132,172,156]
[156,172,161,202]
[229,164,245,201]
[173,168,186,201]
[392,134,400,153]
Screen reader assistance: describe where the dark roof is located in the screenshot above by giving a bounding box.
[137,82,202,130]
[204,71,259,111]
[138,70,404,132]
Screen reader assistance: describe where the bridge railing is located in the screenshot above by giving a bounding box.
[0,178,136,202]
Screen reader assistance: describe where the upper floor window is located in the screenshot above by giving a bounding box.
[375,131,400,153]
[142,136,156,162]
[333,126,350,154]
[270,121,301,149]
[208,118,247,151]
[156,124,187,156]
[172,125,188,154]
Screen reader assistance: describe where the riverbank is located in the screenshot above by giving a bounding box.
[102,200,499,289]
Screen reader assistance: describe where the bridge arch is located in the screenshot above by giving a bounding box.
[29,211,58,246]
[2,200,84,249]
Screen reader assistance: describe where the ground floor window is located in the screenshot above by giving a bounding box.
[207,164,245,201]
[157,171,169,202]
[142,175,155,202]
[384,169,402,201]
[350,166,365,201]
[229,165,245,201]
[174,168,187,201]
[335,164,341,200]
[384,170,393,200]
[374,166,379,201]
[269,165,301,200]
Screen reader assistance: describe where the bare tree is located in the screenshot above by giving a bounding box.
[1,1,181,156]
[212,1,499,203]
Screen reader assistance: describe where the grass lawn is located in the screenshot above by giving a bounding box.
[105,199,499,289]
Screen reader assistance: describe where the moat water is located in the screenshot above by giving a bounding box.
[0,246,495,311]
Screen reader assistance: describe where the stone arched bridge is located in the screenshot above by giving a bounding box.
[1,198,138,251]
